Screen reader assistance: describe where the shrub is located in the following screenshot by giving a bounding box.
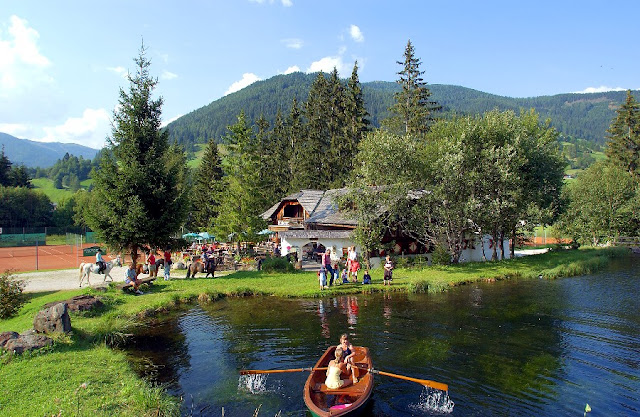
[0,270,26,319]
[431,245,451,266]
[261,256,295,273]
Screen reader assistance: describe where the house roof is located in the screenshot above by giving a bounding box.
[305,188,357,227]
[261,189,325,220]
[279,229,353,239]
[262,188,356,226]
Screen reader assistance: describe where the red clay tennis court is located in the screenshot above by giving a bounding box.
[0,244,114,273]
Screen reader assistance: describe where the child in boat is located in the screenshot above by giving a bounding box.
[325,347,354,389]
[338,334,358,382]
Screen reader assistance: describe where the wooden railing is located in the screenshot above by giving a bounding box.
[614,236,640,246]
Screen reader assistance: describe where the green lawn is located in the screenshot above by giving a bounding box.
[0,247,626,416]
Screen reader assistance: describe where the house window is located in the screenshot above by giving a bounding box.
[283,204,302,218]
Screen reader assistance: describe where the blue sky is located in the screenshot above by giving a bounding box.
[1,0,638,149]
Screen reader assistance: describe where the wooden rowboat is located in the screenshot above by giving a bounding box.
[303,346,374,417]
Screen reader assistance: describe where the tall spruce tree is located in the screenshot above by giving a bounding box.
[326,68,347,187]
[0,146,12,187]
[342,61,370,175]
[605,90,640,177]
[213,111,266,246]
[190,137,223,230]
[383,40,440,136]
[303,72,333,188]
[288,97,309,191]
[83,44,189,263]
[264,109,292,203]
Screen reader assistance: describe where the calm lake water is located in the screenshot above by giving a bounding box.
[125,259,640,416]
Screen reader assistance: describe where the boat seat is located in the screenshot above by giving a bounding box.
[313,382,367,395]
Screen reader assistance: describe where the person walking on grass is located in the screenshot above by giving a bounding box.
[163,249,172,280]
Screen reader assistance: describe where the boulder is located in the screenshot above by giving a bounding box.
[33,302,71,334]
[4,331,53,354]
[0,331,19,347]
[44,295,104,312]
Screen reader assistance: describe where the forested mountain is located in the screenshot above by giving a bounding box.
[165,72,637,151]
[0,132,99,168]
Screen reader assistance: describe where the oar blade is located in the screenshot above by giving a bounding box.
[376,369,448,392]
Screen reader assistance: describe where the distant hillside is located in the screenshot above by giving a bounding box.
[165,72,637,149]
[0,133,99,168]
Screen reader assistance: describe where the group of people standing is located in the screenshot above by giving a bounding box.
[317,246,393,289]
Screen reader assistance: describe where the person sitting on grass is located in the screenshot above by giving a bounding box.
[363,269,371,284]
[125,262,143,295]
[341,268,349,284]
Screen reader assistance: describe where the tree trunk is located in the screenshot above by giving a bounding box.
[499,231,505,260]
[129,244,139,265]
[491,230,498,261]
[510,225,516,259]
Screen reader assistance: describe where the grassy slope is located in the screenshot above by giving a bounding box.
[30,178,94,204]
[0,247,626,415]
[31,178,76,203]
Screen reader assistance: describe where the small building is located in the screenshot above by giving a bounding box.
[261,189,357,261]
[261,189,510,266]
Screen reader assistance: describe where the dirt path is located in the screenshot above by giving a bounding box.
[18,266,130,293]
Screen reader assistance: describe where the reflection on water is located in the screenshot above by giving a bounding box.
[125,259,640,416]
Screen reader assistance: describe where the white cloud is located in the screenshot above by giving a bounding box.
[224,73,261,95]
[107,66,127,79]
[0,15,52,96]
[161,114,183,127]
[282,38,303,49]
[39,108,111,149]
[349,25,364,42]
[161,70,178,80]
[281,65,300,75]
[573,86,627,94]
[307,56,346,74]
[0,123,30,138]
[249,0,293,6]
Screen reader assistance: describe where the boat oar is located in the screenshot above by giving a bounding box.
[239,367,327,375]
[356,365,448,392]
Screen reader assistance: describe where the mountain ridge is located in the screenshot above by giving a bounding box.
[166,72,637,149]
[0,133,99,168]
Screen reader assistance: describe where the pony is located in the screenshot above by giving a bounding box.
[78,261,114,287]
[186,255,218,278]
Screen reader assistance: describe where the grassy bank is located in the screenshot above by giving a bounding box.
[0,247,628,415]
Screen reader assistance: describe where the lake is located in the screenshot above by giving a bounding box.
[125,259,640,416]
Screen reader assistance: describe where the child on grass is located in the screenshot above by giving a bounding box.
[318,266,328,290]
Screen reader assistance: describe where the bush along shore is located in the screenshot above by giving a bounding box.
[0,246,629,416]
